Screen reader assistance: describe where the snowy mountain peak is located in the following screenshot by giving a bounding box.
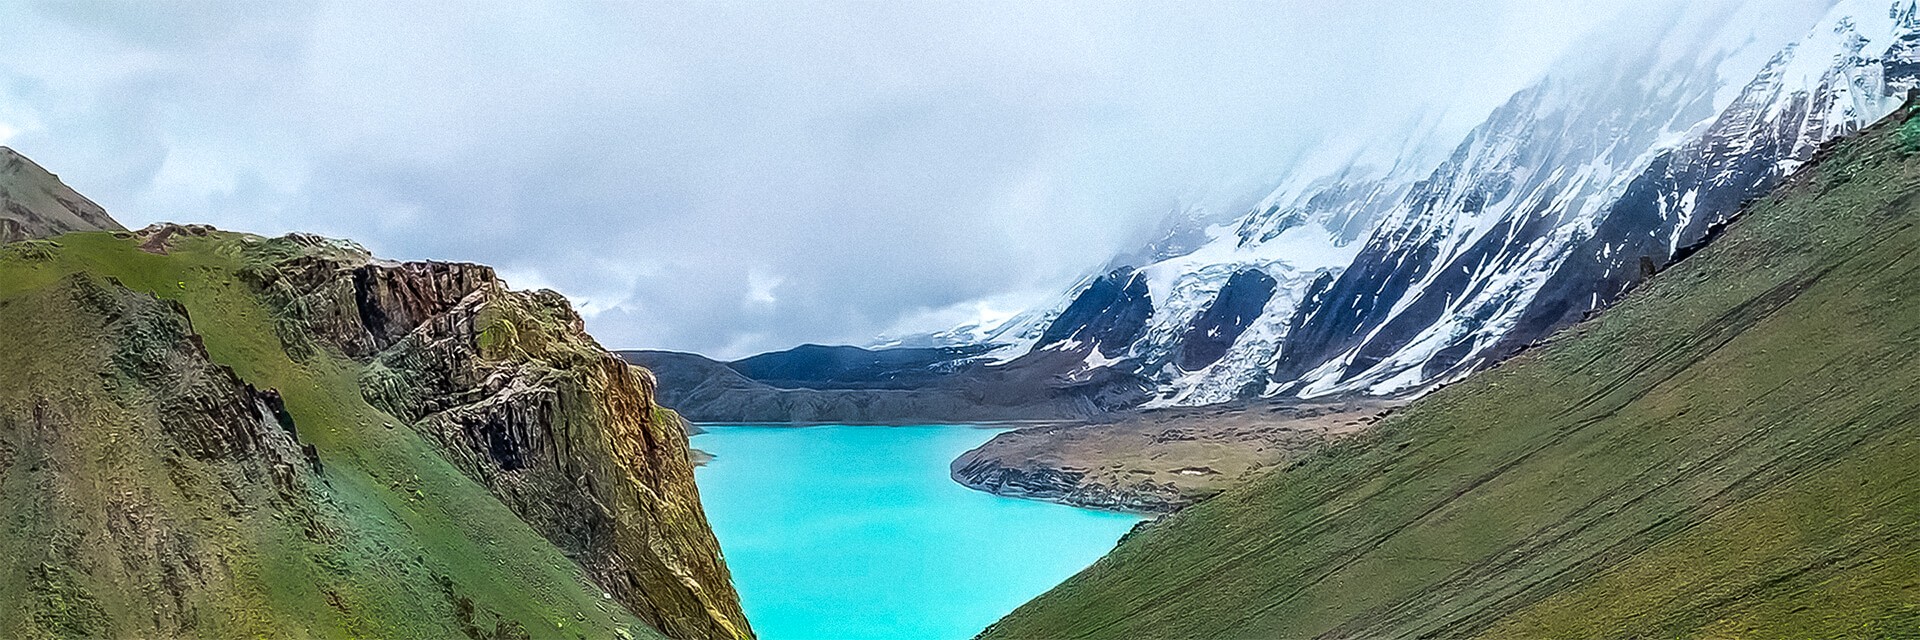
[928,0,1920,409]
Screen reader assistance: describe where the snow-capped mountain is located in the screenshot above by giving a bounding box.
[957,0,1919,407]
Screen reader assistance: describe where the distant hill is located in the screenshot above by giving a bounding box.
[981,91,1920,640]
[726,343,993,390]
[0,146,123,244]
[619,347,1145,424]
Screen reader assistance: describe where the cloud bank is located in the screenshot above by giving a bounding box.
[1,0,1649,358]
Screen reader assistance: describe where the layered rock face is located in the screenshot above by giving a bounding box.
[0,147,123,244]
[247,237,751,639]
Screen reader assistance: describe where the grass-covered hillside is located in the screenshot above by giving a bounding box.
[981,102,1920,638]
[0,221,749,638]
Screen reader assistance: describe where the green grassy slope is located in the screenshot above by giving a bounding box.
[0,233,661,638]
[980,105,1920,639]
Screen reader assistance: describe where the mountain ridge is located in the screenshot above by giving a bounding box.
[885,0,1920,411]
[619,347,1143,425]
[978,85,1920,640]
[0,146,124,244]
[670,1,1912,424]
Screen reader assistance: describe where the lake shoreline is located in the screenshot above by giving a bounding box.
[691,425,1140,640]
[692,419,1080,428]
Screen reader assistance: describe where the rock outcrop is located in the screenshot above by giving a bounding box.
[1174,269,1278,372]
[0,275,328,637]
[0,149,746,638]
[243,234,751,639]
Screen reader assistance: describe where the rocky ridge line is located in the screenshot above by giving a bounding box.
[220,227,751,640]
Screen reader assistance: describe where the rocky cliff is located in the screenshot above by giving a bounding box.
[240,232,752,639]
[0,155,751,638]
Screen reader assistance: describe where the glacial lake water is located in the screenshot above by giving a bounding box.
[690,425,1143,640]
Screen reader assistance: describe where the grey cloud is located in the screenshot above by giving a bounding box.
[0,0,1658,358]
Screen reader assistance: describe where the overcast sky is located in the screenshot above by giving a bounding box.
[1,0,1651,359]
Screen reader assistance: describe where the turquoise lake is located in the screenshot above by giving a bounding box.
[690,425,1143,640]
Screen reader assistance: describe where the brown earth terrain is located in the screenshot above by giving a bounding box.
[951,398,1399,513]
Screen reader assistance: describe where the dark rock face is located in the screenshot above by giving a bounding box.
[1488,56,1914,359]
[105,296,298,463]
[1036,268,1153,358]
[1176,269,1277,371]
[252,244,751,640]
[1263,86,1587,389]
[0,147,124,244]
[350,261,500,351]
[1349,205,1564,383]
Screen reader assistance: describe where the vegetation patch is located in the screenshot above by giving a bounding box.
[28,562,110,639]
[0,231,666,638]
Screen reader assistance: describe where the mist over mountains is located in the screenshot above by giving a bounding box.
[891,0,1920,408]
